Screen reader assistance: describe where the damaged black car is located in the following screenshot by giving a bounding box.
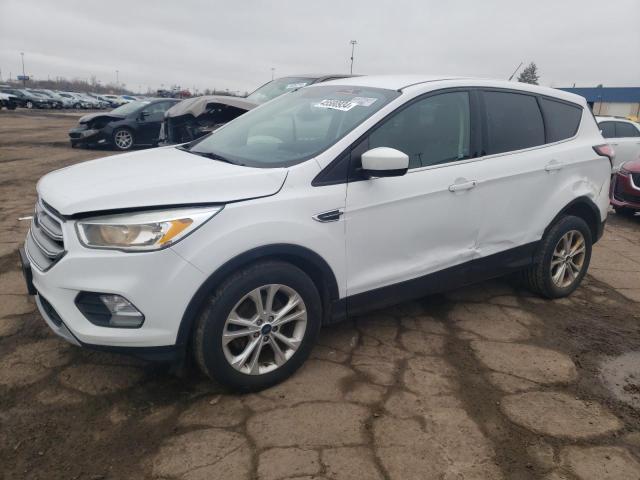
[68,98,179,150]
[159,74,351,145]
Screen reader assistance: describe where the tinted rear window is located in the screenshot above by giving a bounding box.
[483,91,545,154]
[599,121,616,138]
[615,121,640,138]
[539,98,582,142]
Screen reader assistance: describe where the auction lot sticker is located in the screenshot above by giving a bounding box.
[314,99,357,111]
[313,97,378,111]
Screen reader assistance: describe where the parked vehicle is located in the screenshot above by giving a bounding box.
[0,88,49,108]
[597,116,640,170]
[610,159,640,216]
[29,90,63,109]
[160,74,351,145]
[22,76,612,390]
[0,92,18,110]
[37,89,74,108]
[101,94,126,107]
[68,98,179,150]
[57,92,88,109]
[89,94,116,108]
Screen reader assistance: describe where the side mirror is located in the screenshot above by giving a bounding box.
[361,147,409,178]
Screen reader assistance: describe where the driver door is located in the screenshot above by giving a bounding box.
[344,90,483,309]
[137,101,174,144]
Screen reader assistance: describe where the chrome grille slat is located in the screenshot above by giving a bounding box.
[30,225,63,258]
[36,205,63,240]
[25,198,66,271]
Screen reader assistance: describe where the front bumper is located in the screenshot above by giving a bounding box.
[68,127,106,145]
[611,171,640,210]
[21,218,206,352]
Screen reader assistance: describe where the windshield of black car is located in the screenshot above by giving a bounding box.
[110,101,150,116]
[188,85,399,168]
[246,77,315,104]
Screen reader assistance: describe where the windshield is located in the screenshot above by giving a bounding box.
[110,100,150,115]
[189,85,399,167]
[246,77,315,104]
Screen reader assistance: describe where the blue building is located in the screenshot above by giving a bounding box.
[559,87,640,121]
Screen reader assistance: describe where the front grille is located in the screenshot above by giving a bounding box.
[25,199,66,271]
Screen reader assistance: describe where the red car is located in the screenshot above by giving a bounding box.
[611,158,640,216]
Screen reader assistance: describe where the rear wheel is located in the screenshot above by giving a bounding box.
[25,100,33,109]
[193,260,321,391]
[521,215,592,298]
[112,128,135,151]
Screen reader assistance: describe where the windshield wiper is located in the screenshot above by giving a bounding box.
[176,146,239,165]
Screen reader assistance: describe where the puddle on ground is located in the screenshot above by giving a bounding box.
[600,351,640,409]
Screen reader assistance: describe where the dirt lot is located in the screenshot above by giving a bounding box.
[1,110,640,480]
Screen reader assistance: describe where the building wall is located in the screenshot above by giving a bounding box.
[592,102,640,121]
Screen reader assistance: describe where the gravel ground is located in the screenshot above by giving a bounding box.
[1,110,640,480]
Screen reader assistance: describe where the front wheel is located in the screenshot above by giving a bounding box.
[26,101,33,109]
[521,215,592,298]
[112,128,135,151]
[193,260,321,391]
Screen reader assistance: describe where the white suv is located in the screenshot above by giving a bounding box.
[596,116,640,169]
[21,76,612,390]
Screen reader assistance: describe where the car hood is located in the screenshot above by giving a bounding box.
[78,112,125,124]
[166,95,258,118]
[37,147,288,216]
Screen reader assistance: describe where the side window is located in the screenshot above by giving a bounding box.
[483,91,544,154]
[599,122,616,138]
[369,92,471,169]
[145,102,172,115]
[615,122,640,138]
[539,98,582,142]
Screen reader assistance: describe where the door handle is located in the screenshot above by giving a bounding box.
[610,143,619,146]
[448,180,477,192]
[545,161,564,172]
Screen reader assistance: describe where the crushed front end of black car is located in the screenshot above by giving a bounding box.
[68,113,123,147]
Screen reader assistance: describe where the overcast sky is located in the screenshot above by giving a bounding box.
[1,0,639,93]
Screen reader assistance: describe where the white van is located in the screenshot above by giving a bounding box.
[21,75,613,390]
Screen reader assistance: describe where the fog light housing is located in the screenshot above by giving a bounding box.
[75,292,145,328]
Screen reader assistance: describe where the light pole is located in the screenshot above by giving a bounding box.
[115,70,119,90]
[271,67,275,80]
[349,40,357,75]
[20,52,26,87]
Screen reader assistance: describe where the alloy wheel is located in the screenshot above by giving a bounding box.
[550,229,586,288]
[222,284,307,375]
[114,130,133,150]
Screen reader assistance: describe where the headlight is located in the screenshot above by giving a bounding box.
[76,206,223,251]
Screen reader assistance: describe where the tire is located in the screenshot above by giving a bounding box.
[74,103,81,109]
[7,102,16,110]
[614,206,636,217]
[520,215,592,299]
[193,260,322,391]
[112,128,135,151]
[26,101,33,109]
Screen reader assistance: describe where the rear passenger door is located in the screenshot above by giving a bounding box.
[472,90,582,260]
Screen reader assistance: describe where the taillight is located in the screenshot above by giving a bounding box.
[593,144,615,166]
